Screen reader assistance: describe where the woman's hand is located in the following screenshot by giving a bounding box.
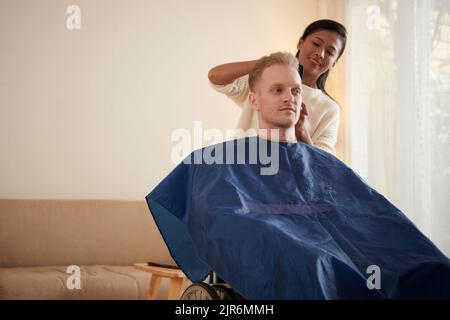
[295,103,313,145]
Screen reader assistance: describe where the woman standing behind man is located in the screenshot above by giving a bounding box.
[208,19,347,155]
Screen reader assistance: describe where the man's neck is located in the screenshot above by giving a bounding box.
[257,127,297,143]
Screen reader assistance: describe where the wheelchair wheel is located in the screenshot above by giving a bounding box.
[180,283,220,300]
[212,284,237,300]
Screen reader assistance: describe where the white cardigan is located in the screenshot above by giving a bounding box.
[210,74,340,155]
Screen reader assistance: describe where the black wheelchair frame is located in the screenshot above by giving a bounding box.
[180,271,246,300]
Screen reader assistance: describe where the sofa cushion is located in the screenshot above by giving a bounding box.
[0,265,175,300]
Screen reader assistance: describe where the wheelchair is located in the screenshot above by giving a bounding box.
[180,271,246,300]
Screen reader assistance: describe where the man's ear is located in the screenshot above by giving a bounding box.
[249,91,259,111]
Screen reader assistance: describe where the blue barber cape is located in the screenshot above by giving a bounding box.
[145,136,450,299]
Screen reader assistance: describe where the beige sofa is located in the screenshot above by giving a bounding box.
[0,199,185,300]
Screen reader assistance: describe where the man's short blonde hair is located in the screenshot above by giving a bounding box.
[248,51,299,92]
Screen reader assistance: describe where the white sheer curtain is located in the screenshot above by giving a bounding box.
[346,0,450,256]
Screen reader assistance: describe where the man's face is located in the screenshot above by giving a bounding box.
[249,64,302,130]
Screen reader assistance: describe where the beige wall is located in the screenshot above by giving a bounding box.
[0,0,323,200]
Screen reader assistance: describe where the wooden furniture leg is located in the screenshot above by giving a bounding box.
[168,277,186,300]
[147,275,162,299]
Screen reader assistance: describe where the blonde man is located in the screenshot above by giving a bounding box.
[247,52,309,144]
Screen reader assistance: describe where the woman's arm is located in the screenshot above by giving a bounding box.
[312,106,340,155]
[208,60,258,85]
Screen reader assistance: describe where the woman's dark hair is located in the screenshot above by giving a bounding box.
[295,19,347,100]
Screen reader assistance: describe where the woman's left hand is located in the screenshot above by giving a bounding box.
[295,103,313,145]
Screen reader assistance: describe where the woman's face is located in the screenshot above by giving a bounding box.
[297,29,343,80]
